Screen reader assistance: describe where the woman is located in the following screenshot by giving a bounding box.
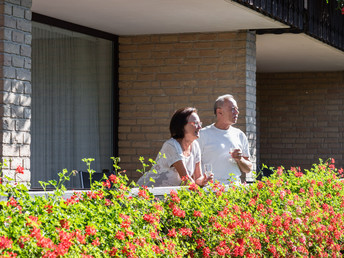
[137,107,212,187]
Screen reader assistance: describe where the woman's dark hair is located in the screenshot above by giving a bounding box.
[169,107,197,139]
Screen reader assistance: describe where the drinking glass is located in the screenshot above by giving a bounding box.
[204,163,212,177]
[229,148,235,162]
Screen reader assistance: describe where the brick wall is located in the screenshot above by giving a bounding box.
[257,72,344,171]
[118,31,257,181]
[0,0,32,184]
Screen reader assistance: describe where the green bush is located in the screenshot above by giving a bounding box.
[0,158,343,257]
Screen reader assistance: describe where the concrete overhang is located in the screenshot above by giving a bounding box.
[32,0,344,72]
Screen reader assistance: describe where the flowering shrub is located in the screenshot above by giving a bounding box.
[325,0,344,14]
[0,158,343,257]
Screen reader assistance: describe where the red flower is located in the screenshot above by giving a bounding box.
[109,247,118,256]
[0,236,13,249]
[277,166,283,176]
[30,227,42,240]
[59,219,70,230]
[7,197,18,207]
[189,182,199,191]
[170,190,180,203]
[203,247,211,257]
[115,231,125,240]
[44,204,53,214]
[16,165,24,174]
[109,174,119,184]
[138,188,149,200]
[179,227,192,237]
[85,225,97,236]
[143,213,158,224]
[196,238,205,249]
[37,236,55,249]
[153,203,163,211]
[193,210,202,217]
[167,228,177,238]
[150,230,158,239]
[125,229,134,237]
[102,179,111,189]
[295,171,303,177]
[257,181,264,190]
[92,237,100,246]
[342,7,344,14]
[266,199,272,206]
[75,230,86,244]
[119,214,131,229]
[172,206,185,218]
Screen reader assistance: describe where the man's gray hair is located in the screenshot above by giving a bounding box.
[213,94,234,115]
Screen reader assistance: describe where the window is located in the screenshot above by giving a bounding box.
[31,19,116,189]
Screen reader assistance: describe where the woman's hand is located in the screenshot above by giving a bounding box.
[198,173,213,187]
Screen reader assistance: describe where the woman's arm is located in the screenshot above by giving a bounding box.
[193,162,213,187]
[172,160,195,183]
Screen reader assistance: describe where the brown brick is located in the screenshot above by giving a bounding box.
[153,43,172,51]
[141,66,160,73]
[198,33,218,41]
[173,73,194,80]
[159,35,178,43]
[132,52,151,59]
[179,34,198,42]
[179,65,198,72]
[131,36,152,44]
[119,37,132,44]
[203,57,222,64]
[120,60,137,66]
[160,66,179,73]
[137,74,155,81]
[119,45,138,52]
[174,43,193,49]
[199,64,217,72]
[151,96,170,103]
[199,49,217,57]
[132,81,152,88]
[189,95,209,102]
[193,42,213,48]
[184,58,202,65]
[156,73,175,81]
[170,95,188,102]
[151,51,170,58]
[170,50,187,57]
[136,44,155,51]
[217,32,238,40]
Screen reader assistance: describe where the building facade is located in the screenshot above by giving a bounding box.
[0,0,343,187]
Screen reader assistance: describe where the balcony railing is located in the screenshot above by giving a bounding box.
[233,0,344,51]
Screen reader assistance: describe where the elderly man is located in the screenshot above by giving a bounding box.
[198,94,252,184]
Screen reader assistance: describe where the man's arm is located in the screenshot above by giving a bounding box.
[236,156,252,174]
[232,149,252,174]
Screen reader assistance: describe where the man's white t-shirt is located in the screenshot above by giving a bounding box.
[137,138,201,187]
[197,124,250,184]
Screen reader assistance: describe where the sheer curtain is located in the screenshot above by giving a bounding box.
[31,22,113,188]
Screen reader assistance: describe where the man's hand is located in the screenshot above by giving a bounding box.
[231,148,243,161]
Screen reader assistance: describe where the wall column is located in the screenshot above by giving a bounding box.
[245,31,257,180]
[0,0,32,184]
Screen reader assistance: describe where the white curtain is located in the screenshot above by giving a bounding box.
[31,22,113,188]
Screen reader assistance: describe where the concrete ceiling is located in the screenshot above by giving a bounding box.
[32,0,344,72]
[257,33,344,72]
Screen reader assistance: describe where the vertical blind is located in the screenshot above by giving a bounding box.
[31,22,113,188]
